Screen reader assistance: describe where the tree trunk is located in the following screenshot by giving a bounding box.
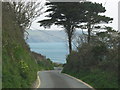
[68,35,72,54]
[68,36,72,54]
[88,28,91,43]
[87,24,91,43]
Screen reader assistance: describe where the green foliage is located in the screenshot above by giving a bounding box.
[31,52,54,70]
[2,43,38,88]
[2,2,54,88]
[37,58,54,70]
[63,69,118,88]
[38,2,87,53]
[53,63,63,67]
[80,2,113,43]
[63,29,119,88]
[38,1,113,46]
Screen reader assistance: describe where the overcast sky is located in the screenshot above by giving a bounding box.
[30,0,119,31]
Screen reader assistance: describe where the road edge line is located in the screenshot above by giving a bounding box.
[63,73,95,90]
[36,71,41,88]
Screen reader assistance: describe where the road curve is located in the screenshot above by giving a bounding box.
[37,70,93,89]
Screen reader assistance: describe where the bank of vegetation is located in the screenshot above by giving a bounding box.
[62,29,119,88]
[2,2,54,88]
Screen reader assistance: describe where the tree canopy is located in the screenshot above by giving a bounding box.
[38,2,85,54]
[78,2,113,43]
[38,1,113,53]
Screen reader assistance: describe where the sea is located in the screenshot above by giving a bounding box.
[28,42,69,64]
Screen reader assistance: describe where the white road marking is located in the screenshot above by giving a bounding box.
[36,70,96,89]
[36,71,41,88]
[63,73,96,90]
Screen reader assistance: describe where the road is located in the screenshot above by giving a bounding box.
[37,70,93,89]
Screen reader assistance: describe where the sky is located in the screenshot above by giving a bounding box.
[30,0,119,31]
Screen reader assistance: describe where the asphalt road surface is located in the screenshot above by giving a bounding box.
[37,70,93,89]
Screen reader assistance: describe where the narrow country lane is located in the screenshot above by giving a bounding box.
[37,70,94,89]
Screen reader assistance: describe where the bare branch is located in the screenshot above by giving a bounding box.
[9,0,44,30]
